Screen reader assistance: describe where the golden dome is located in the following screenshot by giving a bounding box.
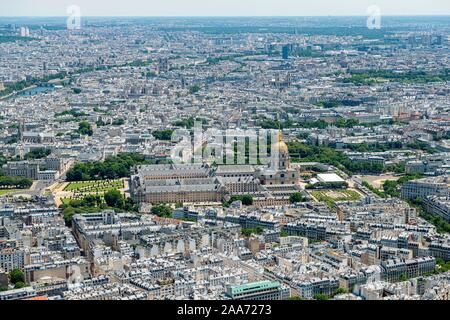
[274,131,289,153]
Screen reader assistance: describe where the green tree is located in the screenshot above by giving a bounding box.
[313,293,330,300]
[399,274,408,282]
[14,282,27,289]
[62,207,76,225]
[112,118,125,126]
[0,176,33,189]
[333,288,349,296]
[241,227,264,237]
[173,117,195,129]
[224,195,254,207]
[24,148,51,160]
[77,121,93,136]
[96,119,106,127]
[288,295,304,300]
[382,180,400,197]
[152,129,174,141]
[151,204,173,218]
[189,85,201,94]
[104,189,124,208]
[280,231,289,237]
[289,192,305,203]
[66,153,154,181]
[9,268,25,285]
[241,195,253,206]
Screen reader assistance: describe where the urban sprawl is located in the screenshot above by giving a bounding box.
[0,16,450,301]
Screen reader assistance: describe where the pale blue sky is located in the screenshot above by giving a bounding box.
[1,0,450,16]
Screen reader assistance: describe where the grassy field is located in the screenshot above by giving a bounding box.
[64,179,124,193]
[0,189,25,196]
[60,198,76,205]
[311,189,362,208]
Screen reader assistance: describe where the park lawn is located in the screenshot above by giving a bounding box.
[60,198,73,205]
[60,196,108,205]
[64,179,124,193]
[311,189,362,208]
[0,189,26,196]
[60,196,105,205]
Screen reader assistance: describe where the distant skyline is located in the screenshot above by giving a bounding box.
[1,0,450,17]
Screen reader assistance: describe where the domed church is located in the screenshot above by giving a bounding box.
[257,131,300,186]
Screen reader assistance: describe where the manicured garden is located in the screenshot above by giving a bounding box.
[310,189,362,208]
[64,179,124,193]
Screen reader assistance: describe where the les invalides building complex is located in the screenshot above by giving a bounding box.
[130,132,302,206]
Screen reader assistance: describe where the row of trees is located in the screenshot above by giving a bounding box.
[344,69,450,86]
[173,117,196,129]
[288,288,349,300]
[62,191,133,209]
[24,148,51,160]
[172,117,208,129]
[223,195,254,207]
[0,176,33,189]
[112,118,125,126]
[258,117,363,131]
[364,175,450,234]
[314,100,344,108]
[406,140,437,154]
[407,198,450,234]
[287,141,379,175]
[151,204,174,218]
[420,210,450,234]
[66,153,152,181]
[382,174,423,197]
[362,181,386,198]
[315,99,362,108]
[152,129,174,141]
[305,182,349,190]
[363,174,423,199]
[55,109,88,118]
[241,227,264,237]
[288,141,412,175]
[61,190,139,224]
[0,72,66,97]
[0,154,32,189]
[345,141,403,153]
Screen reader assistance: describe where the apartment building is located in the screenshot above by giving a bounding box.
[422,196,450,223]
[401,177,449,200]
[225,280,290,300]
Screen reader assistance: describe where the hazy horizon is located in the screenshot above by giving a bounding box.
[1,0,450,17]
[1,14,450,18]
